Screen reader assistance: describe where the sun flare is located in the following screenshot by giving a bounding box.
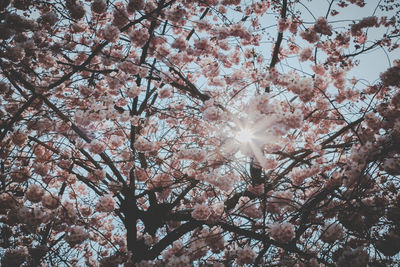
[236,127,254,143]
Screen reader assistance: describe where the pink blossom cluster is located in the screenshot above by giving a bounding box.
[314,17,332,36]
[171,37,188,51]
[65,226,90,247]
[202,106,225,122]
[96,195,115,213]
[299,47,313,62]
[17,206,50,225]
[2,246,29,266]
[188,239,207,260]
[66,0,85,20]
[300,27,320,43]
[89,140,105,154]
[159,87,173,99]
[236,196,262,218]
[351,16,378,36]
[91,0,107,14]
[0,193,17,210]
[321,223,344,243]
[178,148,207,162]
[269,222,295,243]
[126,84,143,98]
[201,227,225,253]
[112,4,129,28]
[267,191,294,213]
[33,163,50,176]
[11,131,27,147]
[101,24,120,43]
[165,6,186,24]
[118,61,139,75]
[25,184,44,203]
[191,203,211,221]
[336,247,369,267]
[129,28,149,47]
[88,169,106,183]
[383,158,400,175]
[282,75,314,102]
[40,11,58,26]
[290,166,319,186]
[7,45,25,61]
[380,66,400,87]
[135,168,149,182]
[198,172,238,192]
[235,246,256,266]
[166,255,190,267]
[42,193,59,209]
[128,0,145,12]
[11,167,30,183]
[134,136,159,152]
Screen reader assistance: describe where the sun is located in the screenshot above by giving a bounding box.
[235,127,254,143]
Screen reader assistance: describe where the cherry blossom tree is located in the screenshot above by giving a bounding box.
[0,0,400,266]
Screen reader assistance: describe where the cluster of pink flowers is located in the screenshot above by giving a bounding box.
[25,184,44,203]
[129,28,149,47]
[198,172,238,192]
[236,197,262,218]
[101,24,120,43]
[149,173,173,189]
[87,169,106,183]
[112,4,129,28]
[203,106,224,121]
[42,193,59,209]
[11,131,27,147]
[336,247,369,267]
[134,136,159,152]
[284,75,314,102]
[351,16,378,36]
[299,47,313,62]
[2,246,29,266]
[314,17,332,36]
[96,195,115,213]
[188,239,207,260]
[66,0,85,20]
[166,255,190,267]
[171,37,187,51]
[383,158,400,175]
[380,65,400,87]
[33,163,50,176]
[0,193,16,210]
[321,223,344,243]
[89,140,105,154]
[11,167,30,183]
[126,84,143,98]
[201,227,225,253]
[267,191,294,213]
[269,222,295,243]
[135,168,149,182]
[278,18,290,32]
[191,203,212,221]
[300,27,320,43]
[91,0,107,14]
[159,87,173,99]
[235,246,256,266]
[178,148,207,162]
[118,61,139,75]
[128,0,145,12]
[65,226,90,247]
[7,45,25,61]
[165,5,186,24]
[290,166,319,186]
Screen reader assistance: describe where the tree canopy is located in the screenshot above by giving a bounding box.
[0,0,400,266]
